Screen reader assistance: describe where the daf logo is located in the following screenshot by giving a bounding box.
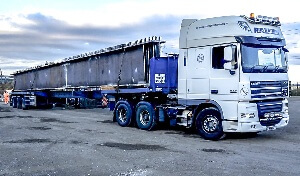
[197,54,204,63]
[251,82,260,86]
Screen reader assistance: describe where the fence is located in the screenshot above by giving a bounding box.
[290,82,300,96]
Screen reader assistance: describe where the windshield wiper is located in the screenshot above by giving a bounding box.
[275,66,279,73]
[262,65,268,72]
[247,65,274,73]
[277,66,287,73]
[250,65,264,73]
[252,65,286,73]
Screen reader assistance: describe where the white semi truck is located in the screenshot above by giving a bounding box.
[12,14,289,140]
[178,13,289,139]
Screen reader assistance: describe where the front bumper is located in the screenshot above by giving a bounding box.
[223,99,289,133]
[223,116,289,133]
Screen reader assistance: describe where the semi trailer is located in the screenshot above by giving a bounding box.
[11,14,289,140]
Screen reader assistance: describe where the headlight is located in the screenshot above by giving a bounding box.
[264,112,283,118]
[281,88,288,96]
[281,80,288,87]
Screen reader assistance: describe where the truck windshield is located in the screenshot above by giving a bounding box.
[241,45,287,73]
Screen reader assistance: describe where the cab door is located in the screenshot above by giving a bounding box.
[209,45,239,101]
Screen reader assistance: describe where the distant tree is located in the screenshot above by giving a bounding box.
[0,81,14,95]
[290,89,300,96]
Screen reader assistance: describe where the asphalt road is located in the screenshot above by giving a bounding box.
[0,97,300,176]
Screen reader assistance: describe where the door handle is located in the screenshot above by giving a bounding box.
[211,90,218,94]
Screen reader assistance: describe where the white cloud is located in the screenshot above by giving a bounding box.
[289,65,300,83]
[0,57,44,75]
[1,0,300,76]
[11,0,300,27]
[0,17,19,32]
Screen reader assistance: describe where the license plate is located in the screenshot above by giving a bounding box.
[267,126,276,131]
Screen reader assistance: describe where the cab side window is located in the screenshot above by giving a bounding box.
[212,46,225,69]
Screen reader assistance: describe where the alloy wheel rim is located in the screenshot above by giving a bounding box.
[118,108,127,123]
[140,110,150,126]
[202,115,219,133]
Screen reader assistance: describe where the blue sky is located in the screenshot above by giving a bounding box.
[0,0,300,82]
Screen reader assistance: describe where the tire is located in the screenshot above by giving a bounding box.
[12,98,17,108]
[135,103,156,130]
[17,97,22,109]
[22,98,28,110]
[115,102,133,127]
[195,107,224,140]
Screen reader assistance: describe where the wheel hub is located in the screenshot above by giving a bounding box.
[118,108,127,122]
[203,115,219,133]
[140,110,150,126]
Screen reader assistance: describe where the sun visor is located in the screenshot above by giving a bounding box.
[235,36,286,47]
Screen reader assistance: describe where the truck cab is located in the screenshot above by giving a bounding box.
[178,14,289,139]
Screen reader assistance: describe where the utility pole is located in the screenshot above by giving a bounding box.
[297,82,299,96]
[0,68,2,84]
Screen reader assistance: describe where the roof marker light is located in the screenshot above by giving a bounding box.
[273,17,280,23]
[256,15,262,23]
[250,13,255,19]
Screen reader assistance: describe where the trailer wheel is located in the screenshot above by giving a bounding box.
[17,97,23,109]
[195,107,224,140]
[115,102,133,127]
[22,98,28,110]
[12,97,17,108]
[136,103,156,130]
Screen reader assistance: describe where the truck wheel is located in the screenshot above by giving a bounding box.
[22,98,28,110]
[136,103,156,130]
[12,98,17,108]
[17,97,22,109]
[195,107,224,140]
[115,102,133,127]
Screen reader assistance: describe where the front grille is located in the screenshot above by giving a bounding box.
[250,81,288,100]
[250,81,282,88]
[257,101,282,126]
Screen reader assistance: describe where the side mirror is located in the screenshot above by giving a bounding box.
[224,62,231,70]
[224,46,233,62]
[284,50,289,71]
[224,45,237,75]
[224,62,236,75]
[224,45,237,70]
[284,50,288,63]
